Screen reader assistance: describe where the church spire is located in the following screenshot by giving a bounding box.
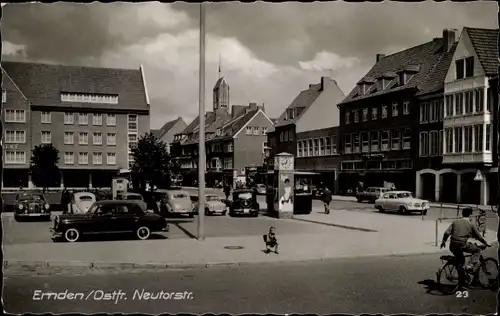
[218,53,222,79]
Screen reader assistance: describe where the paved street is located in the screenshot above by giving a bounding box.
[3,252,497,314]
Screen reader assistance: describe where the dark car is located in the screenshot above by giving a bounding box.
[229,189,259,217]
[50,200,169,242]
[14,192,51,221]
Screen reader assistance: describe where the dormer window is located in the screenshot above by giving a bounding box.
[398,65,419,86]
[377,72,396,91]
[353,110,359,123]
[216,128,222,136]
[286,109,296,120]
[357,77,376,96]
[345,111,350,124]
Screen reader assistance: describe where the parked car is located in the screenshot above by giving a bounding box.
[14,192,51,221]
[194,194,227,216]
[229,189,259,217]
[374,191,429,215]
[160,190,194,217]
[116,192,148,210]
[356,187,390,203]
[50,200,169,242]
[255,184,267,195]
[73,192,96,214]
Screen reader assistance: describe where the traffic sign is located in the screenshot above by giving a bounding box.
[474,170,483,181]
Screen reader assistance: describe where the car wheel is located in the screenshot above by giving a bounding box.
[222,211,227,216]
[357,197,362,203]
[205,208,211,216]
[377,206,385,213]
[398,206,407,215]
[252,211,259,217]
[188,213,194,218]
[422,209,428,216]
[64,228,80,242]
[136,226,151,240]
[14,215,21,222]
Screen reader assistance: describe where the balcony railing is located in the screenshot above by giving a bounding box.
[442,152,493,164]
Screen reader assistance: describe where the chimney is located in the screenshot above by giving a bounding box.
[443,28,457,52]
[249,102,258,111]
[321,76,328,91]
[376,54,385,63]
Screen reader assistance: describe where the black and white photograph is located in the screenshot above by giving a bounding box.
[1,0,500,314]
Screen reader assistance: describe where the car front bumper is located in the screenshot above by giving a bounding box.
[16,212,51,217]
[232,208,258,214]
[407,206,430,211]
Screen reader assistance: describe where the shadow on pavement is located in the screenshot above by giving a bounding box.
[418,279,448,296]
[173,222,197,239]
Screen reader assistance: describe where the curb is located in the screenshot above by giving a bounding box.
[291,217,378,232]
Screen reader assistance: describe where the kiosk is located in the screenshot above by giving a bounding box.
[112,177,129,200]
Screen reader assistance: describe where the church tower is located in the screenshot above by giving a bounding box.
[213,55,229,111]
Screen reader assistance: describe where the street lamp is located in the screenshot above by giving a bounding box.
[197,3,206,241]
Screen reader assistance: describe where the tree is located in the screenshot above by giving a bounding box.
[30,144,60,192]
[131,132,174,192]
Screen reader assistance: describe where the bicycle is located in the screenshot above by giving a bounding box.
[436,243,499,295]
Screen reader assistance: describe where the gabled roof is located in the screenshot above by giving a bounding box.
[154,117,185,139]
[1,61,148,110]
[183,109,231,145]
[465,27,499,76]
[274,83,322,127]
[340,39,445,104]
[417,42,458,96]
[210,109,260,141]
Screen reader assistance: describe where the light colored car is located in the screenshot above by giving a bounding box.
[374,191,429,215]
[73,192,96,214]
[161,190,194,217]
[255,184,266,195]
[116,192,148,210]
[194,194,227,216]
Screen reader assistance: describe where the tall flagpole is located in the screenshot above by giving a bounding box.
[197,3,206,241]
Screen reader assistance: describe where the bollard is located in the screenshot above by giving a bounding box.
[435,219,439,247]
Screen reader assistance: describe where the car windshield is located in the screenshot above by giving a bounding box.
[18,194,43,201]
[206,195,220,201]
[79,196,94,201]
[87,203,99,214]
[397,192,413,198]
[126,195,143,200]
[236,192,252,200]
[173,193,188,199]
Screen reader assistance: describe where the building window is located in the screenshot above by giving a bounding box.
[342,162,354,170]
[64,112,74,125]
[344,135,352,154]
[445,95,454,117]
[362,108,368,122]
[474,89,484,112]
[464,126,473,153]
[392,102,399,117]
[487,88,493,112]
[61,93,119,104]
[420,102,429,123]
[246,126,252,135]
[402,128,411,150]
[78,152,89,165]
[64,152,74,165]
[5,130,25,143]
[398,159,412,169]
[429,130,438,156]
[308,139,313,156]
[319,138,325,155]
[93,152,103,165]
[2,89,6,103]
[5,151,26,164]
[381,130,389,151]
[325,137,331,155]
[353,134,360,153]
[253,127,259,136]
[93,132,103,145]
[353,110,359,123]
[454,126,463,153]
[391,129,400,150]
[361,133,369,152]
[419,132,428,157]
[445,128,453,153]
[261,127,267,135]
[331,136,337,154]
[313,139,319,156]
[473,124,483,152]
[286,109,295,120]
[107,153,116,165]
[93,113,103,126]
[381,105,388,118]
[297,141,303,157]
[128,114,138,131]
[464,91,473,114]
[284,131,289,142]
[228,143,233,152]
[456,58,465,79]
[486,124,491,151]
[371,108,378,120]
[78,113,89,125]
[303,140,309,157]
[403,101,410,115]
[367,161,381,170]
[5,109,26,123]
[41,131,51,144]
[345,111,350,124]
[64,132,74,145]
[79,132,89,145]
[465,56,474,78]
[107,114,116,126]
[455,93,463,115]
[382,160,396,170]
[41,111,51,124]
[370,131,379,152]
[354,161,365,170]
[430,100,439,122]
[439,129,443,155]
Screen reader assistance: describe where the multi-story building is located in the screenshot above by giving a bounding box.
[1,61,150,189]
[337,33,452,194]
[152,117,187,154]
[417,27,498,205]
[267,76,344,175]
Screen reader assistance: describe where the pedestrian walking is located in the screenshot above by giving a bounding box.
[68,190,75,214]
[61,188,69,214]
[224,182,231,200]
[322,186,332,214]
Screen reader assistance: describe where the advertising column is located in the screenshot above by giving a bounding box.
[274,153,294,219]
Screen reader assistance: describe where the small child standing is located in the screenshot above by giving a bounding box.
[264,226,279,254]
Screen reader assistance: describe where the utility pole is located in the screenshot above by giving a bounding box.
[197,3,206,241]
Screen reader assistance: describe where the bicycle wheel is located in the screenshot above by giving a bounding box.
[478,258,499,289]
[437,261,461,294]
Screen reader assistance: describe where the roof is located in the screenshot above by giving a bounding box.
[340,39,446,104]
[213,77,229,90]
[183,109,232,145]
[155,117,185,139]
[96,200,144,206]
[465,27,499,76]
[210,109,260,141]
[275,83,322,127]
[416,42,458,96]
[1,61,148,111]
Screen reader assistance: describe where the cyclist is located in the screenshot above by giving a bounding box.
[440,207,490,273]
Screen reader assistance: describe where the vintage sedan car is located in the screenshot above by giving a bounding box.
[116,192,148,210]
[374,191,429,215]
[50,200,169,242]
[14,192,51,221]
[357,187,390,203]
[160,190,194,217]
[194,194,227,216]
[229,189,259,217]
[73,192,96,214]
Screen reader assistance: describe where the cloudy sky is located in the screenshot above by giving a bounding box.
[2,1,497,128]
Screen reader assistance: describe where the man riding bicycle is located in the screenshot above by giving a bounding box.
[440,207,490,273]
